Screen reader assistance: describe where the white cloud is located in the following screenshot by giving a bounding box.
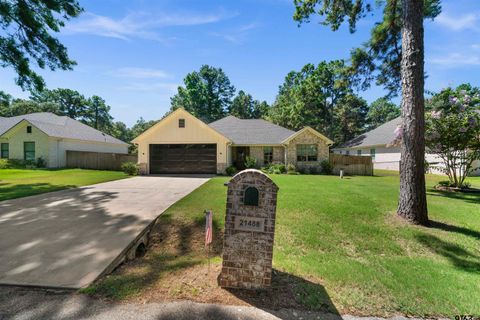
[436,12,479,32]
[430,53,480,67]
[211,22,259,44]
[111,67,171,79]
[65,10,237,41]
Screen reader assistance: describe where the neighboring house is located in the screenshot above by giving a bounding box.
[333,117,480,176]
[0,113,129,168]
[132,108,333,174]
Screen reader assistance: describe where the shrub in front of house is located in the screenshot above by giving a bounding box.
[36,157,47,168]
[244,156,257,169]
[309,166,319,174]
[225,165,237,176]
[320,160,333,175]
[0,159,30,169]
[286,163,296,173]
[121,161,139,176]
[260,163,287,174]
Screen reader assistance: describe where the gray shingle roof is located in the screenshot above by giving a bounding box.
[337,116,402,148]
[0,113,128,145]
[209,115,295,145]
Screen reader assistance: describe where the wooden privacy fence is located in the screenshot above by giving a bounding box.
[66,150,137,171]
[329,153,373,176]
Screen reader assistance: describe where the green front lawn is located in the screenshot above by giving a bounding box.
[0,169,129,201]
[87,171,480,316]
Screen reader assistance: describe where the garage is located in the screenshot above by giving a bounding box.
[149,144,217,174]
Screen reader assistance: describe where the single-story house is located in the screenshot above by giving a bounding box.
[0,112,129,168]
[132,108,333,174]
[333,117,480,176]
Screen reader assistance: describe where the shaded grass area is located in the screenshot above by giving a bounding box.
[0,169,128,201]
[87,171,480,316]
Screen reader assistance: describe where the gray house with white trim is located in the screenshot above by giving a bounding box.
[333,117,480,176]
[0,113,129,167]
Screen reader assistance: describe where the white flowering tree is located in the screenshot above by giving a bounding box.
[425,84,480,188]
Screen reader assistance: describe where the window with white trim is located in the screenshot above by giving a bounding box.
[1,143,8,159]
[24,142,35,161]
[296,144,318,162]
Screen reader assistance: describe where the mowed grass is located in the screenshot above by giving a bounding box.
[0,169,129,201]
[88,171,480,316]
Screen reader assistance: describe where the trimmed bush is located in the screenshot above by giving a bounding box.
[286,163,296,172]
[320,160,333,175]
[244,156,257,169]
[36,157,47,168]
[261,163,287,174]
[0,159,28,169]
[225,165,237,176]
[121,161,139,176]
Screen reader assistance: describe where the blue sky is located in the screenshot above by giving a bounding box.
[1,0,479,126]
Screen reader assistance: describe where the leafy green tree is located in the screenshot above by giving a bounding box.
[251,100,270,119]
[268,60,357,140]
[0,0,83,91]
[171,65,235,122]
[292,0,441,224]
[228,91,269,119]
[334,94,369,143]
[229,90,254,119]
[0,91,12,115]
[0,91,12,107]
[32,88,88,119]
[110,121,132,142]
[366,98,400,130]
[85,95,113,131]
[425,84,480,188]
[130,117,158,139]
[0,99,58,117]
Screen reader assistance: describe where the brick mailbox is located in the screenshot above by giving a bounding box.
[218,169,279,289]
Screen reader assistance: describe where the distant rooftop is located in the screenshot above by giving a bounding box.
[209,115,296,145]
[337,117,402,149]
[0,113,128,145]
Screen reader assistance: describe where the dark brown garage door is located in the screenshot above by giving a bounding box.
[149,144,217,174]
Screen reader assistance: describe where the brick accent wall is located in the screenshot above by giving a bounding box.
[286,130,329,169]
[249,146,264,166]
[219,169,279,289]
[273,146,284,163]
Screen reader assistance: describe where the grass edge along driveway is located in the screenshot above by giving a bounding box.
[85,171,480,317]
[0,169,129,201]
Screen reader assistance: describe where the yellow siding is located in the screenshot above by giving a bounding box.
[1,121,50,164]
[134,109,231,174]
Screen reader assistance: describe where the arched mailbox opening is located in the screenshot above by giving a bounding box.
[244,186,259,206]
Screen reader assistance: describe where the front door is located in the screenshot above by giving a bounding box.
[234,147,249,170]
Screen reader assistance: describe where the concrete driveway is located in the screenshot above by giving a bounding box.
[0,176,211,289]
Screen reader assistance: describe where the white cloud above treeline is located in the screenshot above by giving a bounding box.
[64,10,238,41]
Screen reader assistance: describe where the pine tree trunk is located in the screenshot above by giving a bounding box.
[397,0,428,225]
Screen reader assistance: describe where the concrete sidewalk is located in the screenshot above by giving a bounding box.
[0,286,432,320]
[0,176,210,288]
